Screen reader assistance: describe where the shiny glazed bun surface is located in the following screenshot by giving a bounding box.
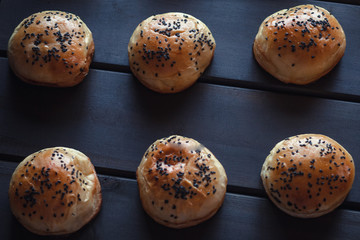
[128,12,216,93]
[261,134,355,218]
[136,135,227,228]
[8,147,102,235]
[8,10,94,87]
[253,5,346,84]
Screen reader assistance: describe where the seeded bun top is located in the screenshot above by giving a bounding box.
[253,4,346,84]
[8,10,94,87]
[137,135,227,228]
[8,147,102,235]
[128,12,216,93]
[261,134,355,218]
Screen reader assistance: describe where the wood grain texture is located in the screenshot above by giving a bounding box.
[1,57,360,206]
[0,0,360,99]
[1,160,360,240]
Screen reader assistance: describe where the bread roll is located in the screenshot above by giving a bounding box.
[136,135,227,228]
[128,12,216,93]
[261,134,355,218]
[8,11,94,87]
[253,4,346,84]
[8,147,102,235]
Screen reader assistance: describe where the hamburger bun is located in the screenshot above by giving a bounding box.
[253,4,346,84]
[8,10,94,87]
[261,134,355,218]
[136,135,227,228]
[8,147,102,235]
[128,12,216,93]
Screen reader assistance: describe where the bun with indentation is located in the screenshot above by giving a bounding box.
[136,135,227,228]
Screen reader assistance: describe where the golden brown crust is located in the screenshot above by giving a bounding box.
[8,147,102,235]
[136,135,227,228]
[128,12,215,93]
[261,134,355,218]
[253,4,346,84]
[8,11,94,87]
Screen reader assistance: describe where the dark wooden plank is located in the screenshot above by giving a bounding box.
[0,57,360,205]
[0,0,360,99]
[318,0,360,5]
[0,161,360,240]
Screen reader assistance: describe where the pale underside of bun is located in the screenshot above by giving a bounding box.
[128,12,216,93]
[140,189,226,228]
[136,135,227,228]
[253,4,346,85]
[7,11,94,87]
[8,147,102,235]
[261,134,355,218]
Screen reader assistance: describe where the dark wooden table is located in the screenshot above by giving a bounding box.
[1,0,360,239]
